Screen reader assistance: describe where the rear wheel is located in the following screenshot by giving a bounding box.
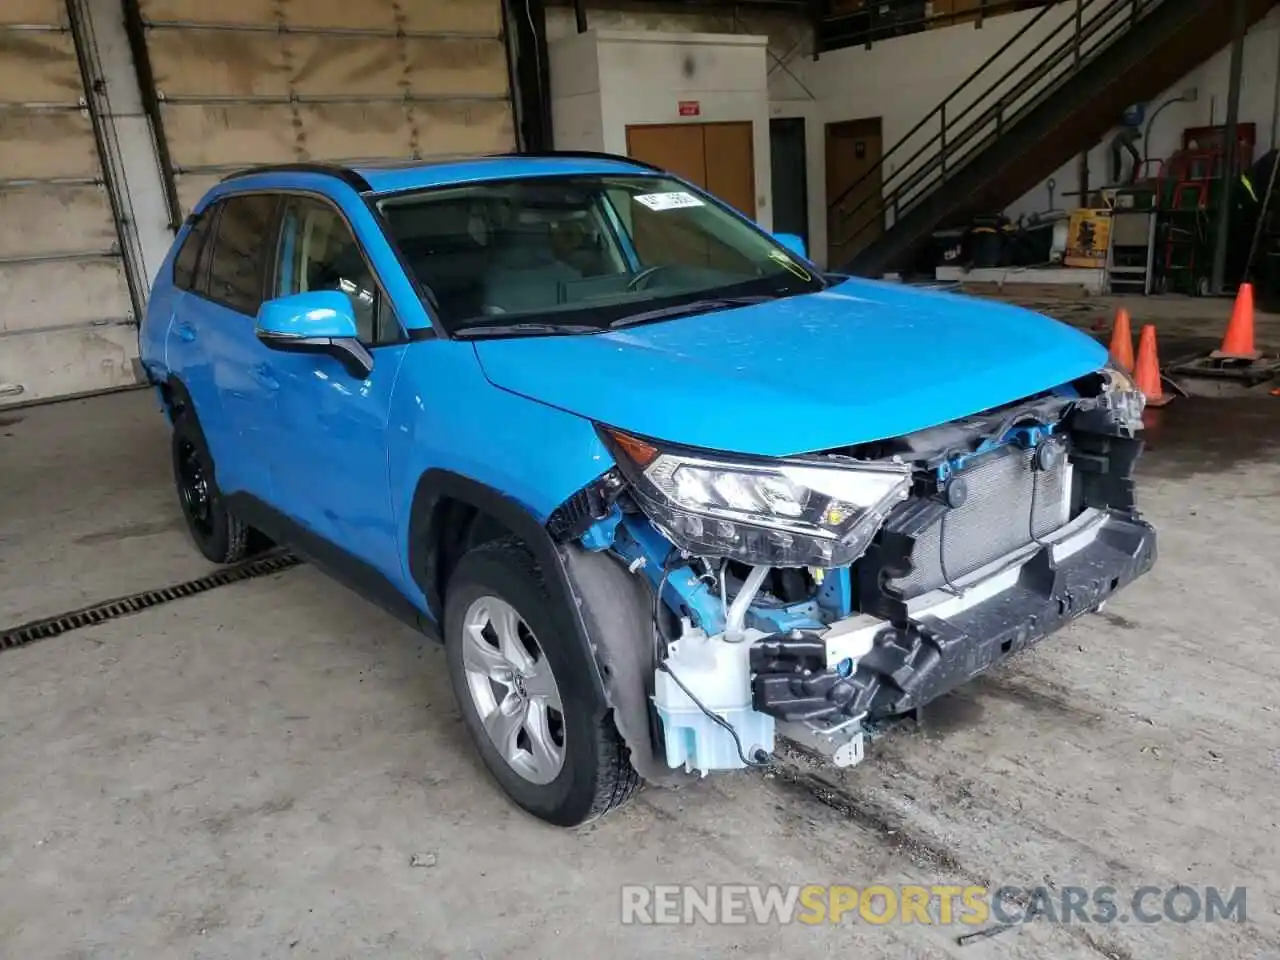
[444,536,639,826]
[171,413,250,564]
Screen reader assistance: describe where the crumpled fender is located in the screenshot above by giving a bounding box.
[558,544,696,788]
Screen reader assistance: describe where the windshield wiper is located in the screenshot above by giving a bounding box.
[452,321,600,339]
[608,295,779,329]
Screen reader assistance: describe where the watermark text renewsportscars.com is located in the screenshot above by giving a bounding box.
[620,884,1248,926]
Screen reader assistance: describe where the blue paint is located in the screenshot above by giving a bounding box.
[473,280,1106,457]
[256,290,357,339]
[938,421,1060,481]
[139,153,1109,633]
[817,567,853,619]
[747,601,825,634]
[773,232,807,258]
[580,505,623,552]
[613,515,724,633]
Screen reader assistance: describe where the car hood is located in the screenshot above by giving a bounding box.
[471,278,1107,458]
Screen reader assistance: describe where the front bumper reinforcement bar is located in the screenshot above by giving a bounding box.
[753,510,1156,722]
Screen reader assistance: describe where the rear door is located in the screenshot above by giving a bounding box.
[175,192,279,499]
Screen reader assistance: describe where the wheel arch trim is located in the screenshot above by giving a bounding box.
[408,469,608,701]
[407,468,693,783]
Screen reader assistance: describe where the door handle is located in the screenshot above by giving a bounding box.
[174,321,197,342]
[252,363,279,390]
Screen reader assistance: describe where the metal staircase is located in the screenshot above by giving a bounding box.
[828,0,1277,277]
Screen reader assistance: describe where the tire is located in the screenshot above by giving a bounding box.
[444,536,639,826]
[171,411,251,565]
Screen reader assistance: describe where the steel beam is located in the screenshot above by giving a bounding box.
[1211,0,1248,294]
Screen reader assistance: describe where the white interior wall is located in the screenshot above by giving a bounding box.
[547,5,813,102]
[548,30,605,151]
[788,7,1083,265]
[549,28,775,230]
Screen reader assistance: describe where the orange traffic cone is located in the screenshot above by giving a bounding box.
[1134,324,1171,407]
[1108,308,1135,372]
[1213,283,1262,360]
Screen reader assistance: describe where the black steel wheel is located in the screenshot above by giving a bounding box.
[171,412,250,564]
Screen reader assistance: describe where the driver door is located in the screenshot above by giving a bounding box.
[260,194,408,584]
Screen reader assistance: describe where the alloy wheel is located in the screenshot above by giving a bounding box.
[460,595,566,785]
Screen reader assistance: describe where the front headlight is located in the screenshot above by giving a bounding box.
[603,429,911,567]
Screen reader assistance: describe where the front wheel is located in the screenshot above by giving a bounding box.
[444,536,639,826]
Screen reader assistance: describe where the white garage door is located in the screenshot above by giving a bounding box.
[138,0,517,215]
[0,0,139,407]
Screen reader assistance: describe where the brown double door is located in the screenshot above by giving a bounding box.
[625,122,757,219]
[826,117,883,269]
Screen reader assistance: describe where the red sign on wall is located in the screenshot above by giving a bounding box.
[678,100,701,117]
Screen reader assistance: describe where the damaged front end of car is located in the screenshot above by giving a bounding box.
[546,365,1156,779]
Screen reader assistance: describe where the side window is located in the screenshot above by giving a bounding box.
[173,210,212,291]
[206,193,277,316]
[274,196,400,345]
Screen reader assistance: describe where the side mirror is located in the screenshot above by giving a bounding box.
[255,291,372,379]
[773,232,807,259]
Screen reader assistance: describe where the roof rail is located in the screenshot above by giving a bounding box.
[489,150,666,173]
[218,153,662,193]
[219,162,372,192]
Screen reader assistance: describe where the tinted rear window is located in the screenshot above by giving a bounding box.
[173,211,212,291]
[206,193,277,315]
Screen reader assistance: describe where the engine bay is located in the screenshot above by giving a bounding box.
[548,368,1151,776]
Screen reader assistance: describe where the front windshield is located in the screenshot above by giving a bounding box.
[376,174,824,336]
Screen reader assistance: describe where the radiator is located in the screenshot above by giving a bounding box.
[890,446,1072,597]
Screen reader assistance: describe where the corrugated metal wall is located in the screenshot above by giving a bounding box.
[137,0,517,214]
[0,0,515,407]
[0,0,138,406]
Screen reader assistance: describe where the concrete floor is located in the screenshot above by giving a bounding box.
[1003,292,1280,359]
[2,390,1279,959]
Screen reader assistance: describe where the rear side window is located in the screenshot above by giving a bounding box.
[206,193,277,315]
[172,211,212,291]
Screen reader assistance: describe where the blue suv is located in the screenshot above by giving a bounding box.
[140,153,1155,826]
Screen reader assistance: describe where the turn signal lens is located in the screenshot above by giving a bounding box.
[606,429,660,469]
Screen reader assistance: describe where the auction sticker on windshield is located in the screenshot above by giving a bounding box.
[635,192,705,211]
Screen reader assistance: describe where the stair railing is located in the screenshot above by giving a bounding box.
[828,0,1164,264]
